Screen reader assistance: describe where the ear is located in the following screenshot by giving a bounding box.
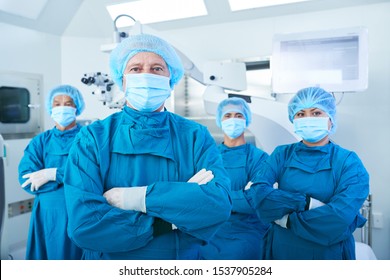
[122,77,126,91]
[328,118,333,130]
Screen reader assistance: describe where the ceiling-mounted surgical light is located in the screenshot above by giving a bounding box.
[101,15,144,53]
[113,14,136,43]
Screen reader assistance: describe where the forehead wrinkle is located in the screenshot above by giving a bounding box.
[53,95,73,102]
[127,52,167,67]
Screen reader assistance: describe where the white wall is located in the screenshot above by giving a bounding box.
[61,2,390,260]
[0,22,63,129]
[61,36,120,121]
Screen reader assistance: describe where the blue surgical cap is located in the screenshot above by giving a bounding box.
[216,97,252,128]
[288,87,337,133]
[109,33,184,90]
[46,85,85,116]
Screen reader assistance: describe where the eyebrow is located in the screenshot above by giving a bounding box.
[53,98,73,103]
[125,62,142,68]
[150,63,167,68]
[298,108,320,112]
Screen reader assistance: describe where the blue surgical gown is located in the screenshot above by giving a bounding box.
[18,125,83,260]
[245,141,369,259]
[200,143,270,259]
[63,107,232,260]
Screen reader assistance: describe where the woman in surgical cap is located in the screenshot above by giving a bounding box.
[200,97,270,260]
[63,33,231,260]
[245,87,369,259]
[18,85,85,259]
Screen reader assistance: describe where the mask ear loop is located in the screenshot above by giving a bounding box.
[329,118,333,132]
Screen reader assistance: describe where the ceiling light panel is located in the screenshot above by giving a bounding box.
[228,0,311,11]
[107,0,208,27]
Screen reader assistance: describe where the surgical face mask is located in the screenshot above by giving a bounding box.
[51,106,77,128]
[293,117,329,143]
[125,73,171,112]
[221,118,246,139]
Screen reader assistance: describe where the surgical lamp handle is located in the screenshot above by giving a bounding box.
[113,14,137,43]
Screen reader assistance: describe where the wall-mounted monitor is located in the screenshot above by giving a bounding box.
[271,26,368,93]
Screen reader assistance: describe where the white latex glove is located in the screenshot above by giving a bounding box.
[21,168,57,192]
[309,197,325,210]
[187,168,214,185]
[244,181,253,190]
[104,186,147,212]
[274,214,289,229]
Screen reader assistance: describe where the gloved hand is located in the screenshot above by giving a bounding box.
[274,214,289,229]
[188,168,214,185]
[309,197,325,210]
[21,168,57,192]
[104,186,147,212]
[244,181,253,190]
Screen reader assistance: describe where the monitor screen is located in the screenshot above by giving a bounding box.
[0,86,30,123]
[271,27,368,93]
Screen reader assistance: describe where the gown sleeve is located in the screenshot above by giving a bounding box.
[64,127,155,253]
[145,126,232,242]
[288,151,369,246]
[232,148,269,214]
[18,132,60,194]
[245,146,308,223]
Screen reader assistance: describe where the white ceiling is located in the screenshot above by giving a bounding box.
[0,0,48,20]
[0,0,81,35]
[0,0,389,37]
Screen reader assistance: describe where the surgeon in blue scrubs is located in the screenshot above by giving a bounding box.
[63,33,232,260]
[200,97,269,260]
[18,85,84,259]
[245,87,369,259]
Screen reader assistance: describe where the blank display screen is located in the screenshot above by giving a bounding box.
[271,27,368,93]
[0,86,30,123]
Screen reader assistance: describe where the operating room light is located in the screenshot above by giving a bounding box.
[106,0,208,28]
[228,0,311,11]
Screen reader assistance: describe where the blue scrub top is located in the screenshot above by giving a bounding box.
[200,143,270,260]
[245,141,369,259]
[18,125,83,260]
[64,107,232,260]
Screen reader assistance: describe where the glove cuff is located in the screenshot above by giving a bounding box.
[48,168,57,181]
[275,214,289,229]
[123,186,147,213]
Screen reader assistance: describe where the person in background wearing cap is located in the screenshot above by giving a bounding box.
[63,33,231,260]
[18,85,85,259]
[199,97,270,260]
[245,87,369,259]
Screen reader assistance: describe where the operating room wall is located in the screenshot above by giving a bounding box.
[60,2,390,259]
[60,36,122,121]
[0,22,63,129]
